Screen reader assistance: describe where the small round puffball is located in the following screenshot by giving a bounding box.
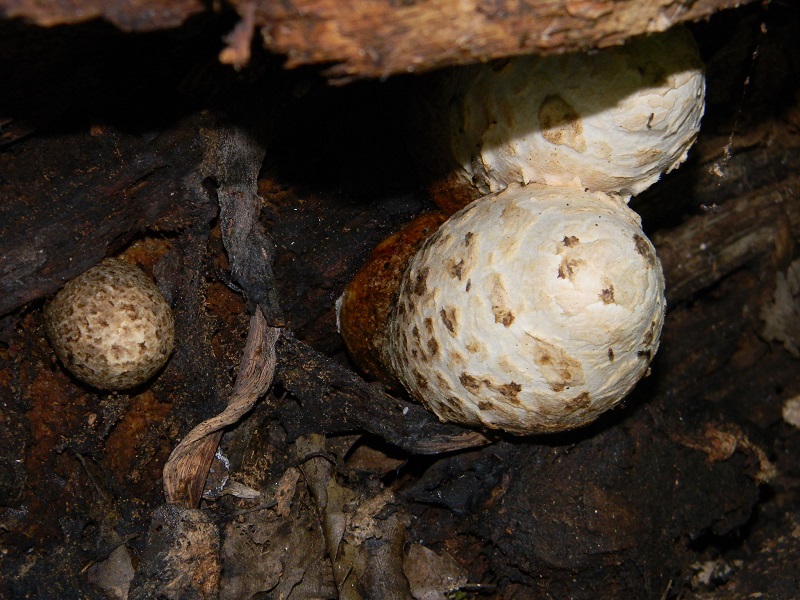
[385,184,665,434]
[44,258,175,390]
[444,27,705,199]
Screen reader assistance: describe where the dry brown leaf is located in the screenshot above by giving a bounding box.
[403,544,468,600]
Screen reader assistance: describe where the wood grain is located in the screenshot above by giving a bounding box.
[1,0,759,80]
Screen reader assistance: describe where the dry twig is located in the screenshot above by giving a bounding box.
[163,309,280,507]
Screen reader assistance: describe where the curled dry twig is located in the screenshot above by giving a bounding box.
[163,308,280,507]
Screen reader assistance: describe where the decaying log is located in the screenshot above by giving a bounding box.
[655,174,799,305]
[0,0,204,30]
[0,114,213,317]
[251,0,759,80]
[1,0,760,81]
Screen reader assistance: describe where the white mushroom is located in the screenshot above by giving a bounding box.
[338,30,698,434]
[441,27,705,199]
[44,258,175,390]
[383,184,665,434]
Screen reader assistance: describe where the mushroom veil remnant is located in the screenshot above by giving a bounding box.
[432,26,705,202]
[383,184,665,434]
[44,258,175,390]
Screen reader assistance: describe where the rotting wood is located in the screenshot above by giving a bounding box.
[250,0,760,81]
[654,174,800,304]
[276,332,492,454]
[1,0,760,81]
[0,113,214,317]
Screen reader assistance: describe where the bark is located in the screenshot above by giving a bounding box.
[0,0,204,30]
[251,0,759,80]
[0,114,214,317]
[1,0,760,80]
[654,173,799,305]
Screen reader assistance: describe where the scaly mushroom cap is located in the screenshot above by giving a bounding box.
[445,27,705,199]
[44,258,175,390]
[385,184,665,434]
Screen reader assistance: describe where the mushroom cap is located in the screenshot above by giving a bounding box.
[44,258,175,390]
[445,27,705,199]
[385,184,665,434]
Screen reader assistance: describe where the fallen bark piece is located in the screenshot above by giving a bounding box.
[212,123,283,325]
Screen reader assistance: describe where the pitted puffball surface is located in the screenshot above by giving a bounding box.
[447,27,705,198]
[385,184,665,434]
[44,258,175,390]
